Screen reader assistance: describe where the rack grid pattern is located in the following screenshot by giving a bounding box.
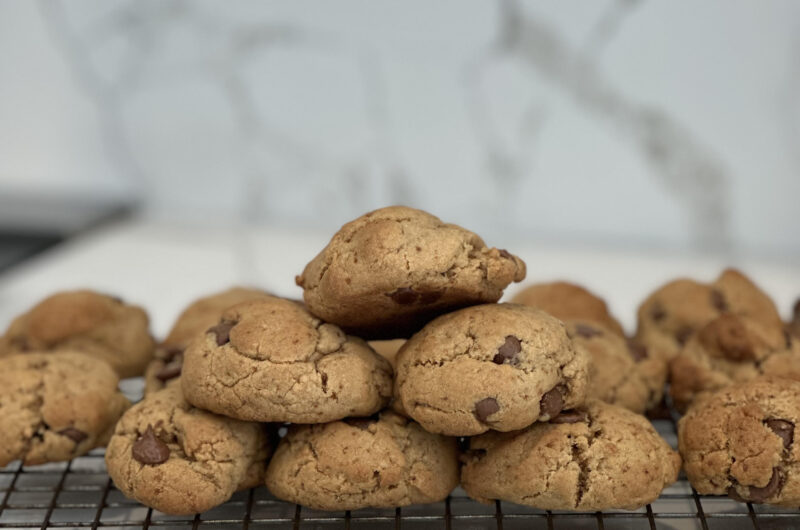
[2,379,799,529]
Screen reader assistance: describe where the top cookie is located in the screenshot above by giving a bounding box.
[511,281,625,336]
[296,206,526,339]
[636,269,782,362]
[0,290,155,378]
[394,303,589,436]
[181,296,393,423]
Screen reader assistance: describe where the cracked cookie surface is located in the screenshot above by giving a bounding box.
[461,399,680,511]
[181,296,393,423]
[0,352,130,467]
[105,384,272,515]
[566,321,666,414]
[670,314,800,411]
[394,303,589,436]
[296,206,526,339]
[678,376,800,506]
[144,287,269,395]
[0,290,155,378]
[265,410,458,511]
[636,269,782,363]
[512,281,625,336]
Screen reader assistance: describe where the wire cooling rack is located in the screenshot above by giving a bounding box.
[2,379,799,530]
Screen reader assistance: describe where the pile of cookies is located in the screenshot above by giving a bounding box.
[1,205,799,515]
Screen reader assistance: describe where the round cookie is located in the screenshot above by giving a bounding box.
[0,352,130,467]
[144,287,269,395]
[635,269,782,362]
[105,385,272,515]
[394,303,589,436]
[678,376,800,506]
[567,320,666,414]
[181,296,393,423]
[296,206,526,339]
[670,315,800,412]
[265,411,458,511]
[511,281,625,336]
[461,399,681,511]
[0,290,155,377]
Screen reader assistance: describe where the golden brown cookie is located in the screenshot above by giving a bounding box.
[0,290,155,378]
[635,269,782,362]
[461,400,680,511]
[394,303,589,436]
[181,296,393,423]
[106,385,272,515]
[678,376,800,506]
[144,287,269,395]
[511,281,625,336]
[670,314,800,412]
[0,352,130,467]
[265,411,458,511]
[297,206,526,339]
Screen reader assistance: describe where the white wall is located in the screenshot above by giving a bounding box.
[0,0,798,257]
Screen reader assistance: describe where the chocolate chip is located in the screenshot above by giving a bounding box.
[388,287,418,305]
[711,289,728,312]
[208,320,236,346]
[747,468,784,503]
[498,249,512,259]
[650,304,666,322]
[765,419,794,450]
[474,397,500,422]
[727,484,746,503]
[493,335,521,364]
[539,385,566,418]
[675,326,693,346]
[58,427,87,444]
[627,340,649,361]
[550,410,588,424]
[132,425,170,465]
[574,324,602,339]
[155,360,182,382]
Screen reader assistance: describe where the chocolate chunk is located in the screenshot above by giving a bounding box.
[155,360,182,382]
[675,326,693,346]
[493,335,521,364]
[498,249,512,259]
[550,410,588,424]
[208,320,236,346]
[574,324,602,339]
[539,385,566,418]
[627,339,648,361]
[474,397,500,422]
[388,287,418,305]
[765,419,794,450]
[747,468,784,503]
[58,427,88,444]
[711,289,728,312]
[132,425,170,465]
[650,304,666,322]
[727,484,746,503]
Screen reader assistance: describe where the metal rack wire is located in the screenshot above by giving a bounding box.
[2,379,799,529]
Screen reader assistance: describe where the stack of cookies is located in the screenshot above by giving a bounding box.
[0,205,798,516]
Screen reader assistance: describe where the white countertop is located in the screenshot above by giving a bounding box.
[1,218,798,339]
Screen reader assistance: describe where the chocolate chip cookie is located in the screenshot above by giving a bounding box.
[296,206,526,339]
[394,303,589,436]
[105,385,272,515]
[567,321,666,414]
[265,411,458,511]
[636,269,782,362]
[461,399,681,511]
[0,352,130,467]
[181,296,393,423]
[678,376,800,506]
[670,314,800,411]
[511,281,625,336]
[144,287,268,394]
[0,290,155,378]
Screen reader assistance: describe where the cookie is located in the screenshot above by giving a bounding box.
[0,352,130,467]
[670,315,800,412]
[105,385,272,515]
[296,206,526,339]
[678,376,800,506]
[635,269,782,362]
[511,281,625,336]
[181,296,393,423]
[394,303,589,436]
[0,290,155,378]
[566,321,666,414]
[368,339,405,368]
[144,287,268,395]
[265,411,458,511]
[461,399,681,511]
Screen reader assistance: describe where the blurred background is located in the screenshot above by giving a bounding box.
[0,0,799,334]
